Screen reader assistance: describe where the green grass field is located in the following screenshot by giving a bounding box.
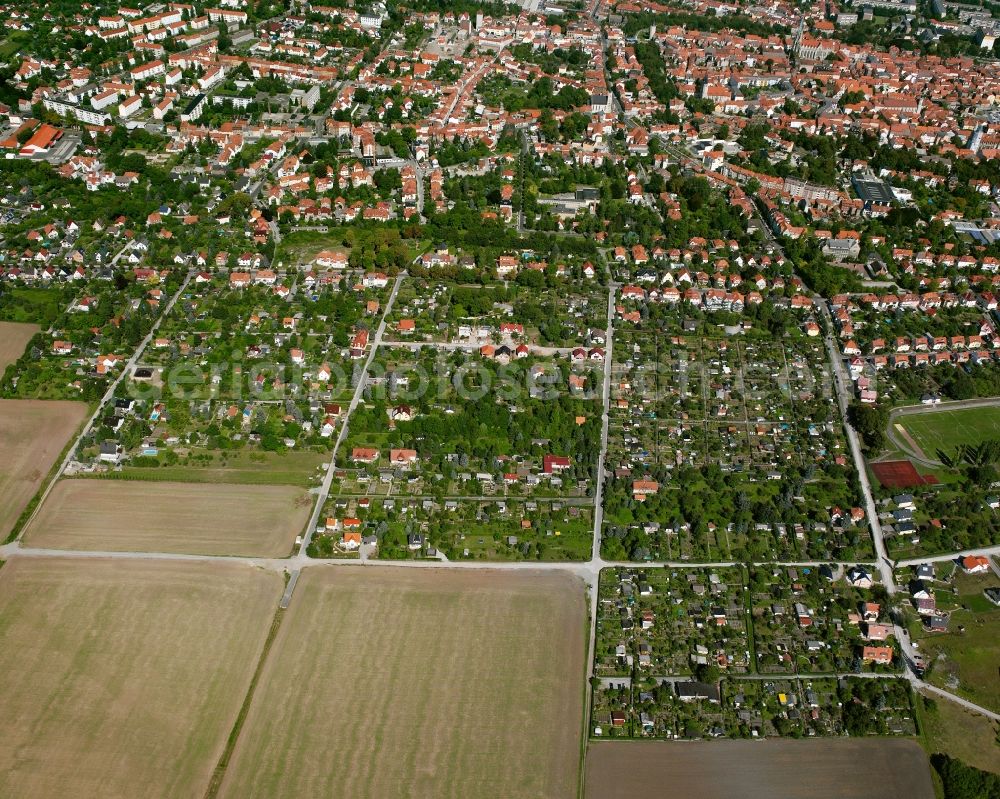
[917,573,1000,714]
[273,231,348,268]
[109,448,329,486]
[0,286,70,327]
[899,406,1000,461]
[0,31,29,60]
[918,692,1000,776]
[274,231,429,269]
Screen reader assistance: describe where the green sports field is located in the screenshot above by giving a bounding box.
[898,405,1000,461]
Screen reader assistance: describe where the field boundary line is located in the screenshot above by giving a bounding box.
[579,572,597,799]
[205,599,286,799]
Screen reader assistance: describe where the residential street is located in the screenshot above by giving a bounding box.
[299,271,406,556]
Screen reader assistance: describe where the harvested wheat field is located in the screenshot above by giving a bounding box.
[219,567,587,799]
[0,399,86,537]
[585,739,934,799]
[0,321,39,370]
[0,557,282,799]
[23,479,311,556]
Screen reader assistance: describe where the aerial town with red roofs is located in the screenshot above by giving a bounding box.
[0,0,999,794]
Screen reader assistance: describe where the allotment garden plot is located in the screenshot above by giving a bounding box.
[91,268,390,485]
[593,672,915,741]
[0,271,183,402]
[603,332,871,563]
[313,493,594,560]
[748,564,895,675]
[591,565,911,741]
[385,263,608,347]
[321,344,604,559]
[594,566,752,681]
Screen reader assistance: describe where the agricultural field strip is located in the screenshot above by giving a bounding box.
[16,271,193,540]
[0,558,284,799]
[0,322,40,371]
[584,739,935,799]
[22,481,311,558]
[0,400,89,538]
[217,568,586,799]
